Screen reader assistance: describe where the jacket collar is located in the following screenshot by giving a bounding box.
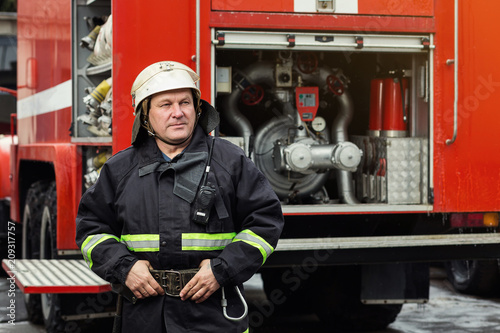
[137,126,210,203]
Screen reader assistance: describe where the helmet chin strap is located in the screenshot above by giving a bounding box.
[147,129,193,146]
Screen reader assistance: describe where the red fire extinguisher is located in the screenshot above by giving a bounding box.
[368,78,384,136]
[368,75,409,137]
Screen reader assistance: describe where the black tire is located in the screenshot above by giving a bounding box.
[313,266,402,332]
[445,259,500,296]
[22,180,50,324]
[39,182,67,333]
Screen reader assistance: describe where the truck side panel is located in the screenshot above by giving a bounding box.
[17,0,71,144]
[13,0,78,253]
[112,0,212,152]
[433,0,500,212]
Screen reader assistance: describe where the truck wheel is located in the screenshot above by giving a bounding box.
[22,181,50,324]
[445,259,500,296]
[313,266,402,332]
[39,182,67,333]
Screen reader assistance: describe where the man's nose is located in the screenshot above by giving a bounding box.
[171,103,183,117]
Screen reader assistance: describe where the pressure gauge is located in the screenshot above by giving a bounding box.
[311,116,326,132]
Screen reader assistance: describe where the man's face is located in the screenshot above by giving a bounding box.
[149,88,197,145]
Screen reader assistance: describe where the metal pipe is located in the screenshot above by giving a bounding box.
[332,91,354,143]
[210,28,216,105]
[300,67,359,203]
[195,0,200,79]
[446,0,459,145]
[222,92,254,156]
[216,41,433,51]
[333,92,359,204]
[221,62,276,156]
[336,169,359,205]
[429,34,435,191]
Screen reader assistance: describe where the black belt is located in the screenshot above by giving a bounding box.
[150,268,200,297]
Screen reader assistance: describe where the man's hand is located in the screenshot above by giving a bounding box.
[125,260,165,299]
[180,259,220,303]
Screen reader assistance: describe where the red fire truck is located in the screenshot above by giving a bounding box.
[2,0,500,331]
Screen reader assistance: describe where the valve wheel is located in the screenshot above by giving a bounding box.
[327,75,345,96]
[241,84,264,106]
[297,52,318,74]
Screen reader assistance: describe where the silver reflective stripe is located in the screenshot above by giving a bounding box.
[182,238,232,249]
[81,234,119,269]
[120,234,159,252]
[233,230,274,264]
[182,233,237,251]
[121,240,159,252]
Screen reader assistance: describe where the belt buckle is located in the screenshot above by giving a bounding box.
[152,269,183,297]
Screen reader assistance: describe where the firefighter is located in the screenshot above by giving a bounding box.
[75,61,284,333]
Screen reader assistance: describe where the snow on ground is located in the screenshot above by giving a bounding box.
[390,278,500,333]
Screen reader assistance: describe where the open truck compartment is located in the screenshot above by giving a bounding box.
[213,31,431,212]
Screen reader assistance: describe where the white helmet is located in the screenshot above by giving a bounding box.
[131,61,200,111]
[130,61,202,144]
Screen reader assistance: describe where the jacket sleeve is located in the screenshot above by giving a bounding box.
[211,151,284,286]
[75,163,138,284]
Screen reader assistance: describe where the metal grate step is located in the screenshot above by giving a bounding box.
[2,259,111,294]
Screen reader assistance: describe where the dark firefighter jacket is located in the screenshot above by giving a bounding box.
[75,125,284,333]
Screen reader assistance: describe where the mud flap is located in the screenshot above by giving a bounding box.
[361,263,429,304]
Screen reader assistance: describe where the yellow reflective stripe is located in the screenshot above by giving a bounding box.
[182,232,237,251]
[81,234,119,269]
[120,234,160,252]
[233,229,274,264]
[243,329,249,333]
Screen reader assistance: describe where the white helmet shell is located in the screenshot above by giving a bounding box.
[131,61,200,112]
[131,61,205,144]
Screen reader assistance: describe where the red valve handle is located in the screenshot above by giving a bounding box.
[241,84,264,106]
[297,52,318,74]
[327,75,345,96]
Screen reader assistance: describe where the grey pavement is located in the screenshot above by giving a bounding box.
[1,270,500,332]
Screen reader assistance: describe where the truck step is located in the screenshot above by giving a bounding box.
[276,233,500,251]
[2,259,111,294]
